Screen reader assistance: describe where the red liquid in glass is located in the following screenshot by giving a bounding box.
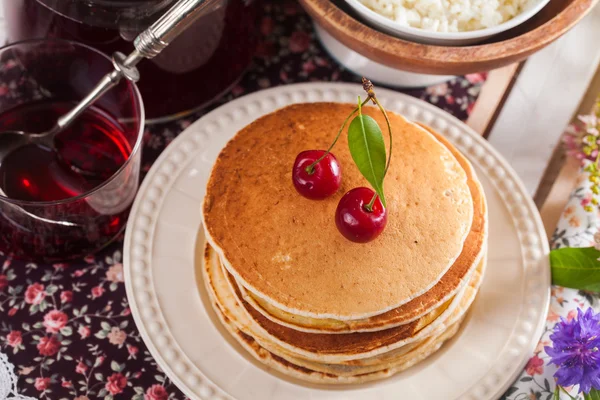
[3,0,259,120]
[0,102,132,261]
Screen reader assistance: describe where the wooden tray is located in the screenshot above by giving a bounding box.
[300,0,599,74]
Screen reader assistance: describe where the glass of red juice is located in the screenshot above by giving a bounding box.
[0,39,144,262]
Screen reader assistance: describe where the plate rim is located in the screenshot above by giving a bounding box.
[124,82,551,400]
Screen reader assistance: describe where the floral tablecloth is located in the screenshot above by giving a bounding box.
[503,170,600,400]
[0,1,559,399]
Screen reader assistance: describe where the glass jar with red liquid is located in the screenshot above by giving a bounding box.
[2,0,259,121]
[0,39,144,261]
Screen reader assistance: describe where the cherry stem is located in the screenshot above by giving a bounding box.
[358,95,362,116]
[359,94,377,214]
[305,97,371,174]
[364,193,377,213]
[371,96,393,178]
[360,78,393,210]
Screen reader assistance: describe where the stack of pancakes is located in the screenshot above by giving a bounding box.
[200,103,488,384]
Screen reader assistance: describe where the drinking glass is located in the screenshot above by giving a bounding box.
[0,39,144,261]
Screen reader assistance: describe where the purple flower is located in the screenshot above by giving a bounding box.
[545,308,600,394]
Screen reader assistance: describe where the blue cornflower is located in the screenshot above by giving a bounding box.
[545,308,600,394]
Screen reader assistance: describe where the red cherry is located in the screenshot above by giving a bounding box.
[335,187,387,243]
[292,150,341,200]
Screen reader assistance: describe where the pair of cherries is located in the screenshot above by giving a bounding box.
[292,150,387,243]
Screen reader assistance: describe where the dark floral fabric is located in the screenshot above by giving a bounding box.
[0,1,486,399]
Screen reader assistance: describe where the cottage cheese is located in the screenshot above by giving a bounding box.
[357,0,537,32]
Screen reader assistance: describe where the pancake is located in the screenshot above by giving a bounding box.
[202,103,474,320]
[265,252,485,372]
[250,265,481,377]
[233,123,487,333]
[199,243,485,383]
[203,243,484,363]
[214,304,465,384]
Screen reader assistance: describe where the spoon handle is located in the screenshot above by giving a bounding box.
[134,0,218,59]
[46,0,216,137]
[51,70,123,135]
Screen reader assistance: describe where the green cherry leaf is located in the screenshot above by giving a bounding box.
[550,247,600,292]
[347,114,387,207]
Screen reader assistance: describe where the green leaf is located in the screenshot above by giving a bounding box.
[347,114,387,207]
[111,361,121,372]
[94,331,107,340]
[46,284,58,294]
[60,326,72,336]
[585,389,600,400]
[550,247,600,291]
[100,322,112,331]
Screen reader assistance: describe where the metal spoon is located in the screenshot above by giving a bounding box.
[0,0,216,170]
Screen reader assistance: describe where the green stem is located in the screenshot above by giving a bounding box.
[364,193,377,212]
[553,386,560,400]
[559,385,578,400]
[372,97,393,178]
[305,97,370,174]
[358,95,363,116]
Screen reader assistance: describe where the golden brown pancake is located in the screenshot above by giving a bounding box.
[202,103,474,319]
[203,243,479,363]
[245,274,479,377]
[213,303,465,384]
[199,240,485,383]
[233,123,487,332]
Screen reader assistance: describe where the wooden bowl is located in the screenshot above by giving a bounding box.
[299,0,599,75]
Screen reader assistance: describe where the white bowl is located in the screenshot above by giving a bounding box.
[314,23,454,88]
[344,0,552,45]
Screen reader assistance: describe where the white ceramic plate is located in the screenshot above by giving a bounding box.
[124,83,551,400]
[344,0,551,46]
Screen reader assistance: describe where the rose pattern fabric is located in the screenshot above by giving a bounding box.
[0,1,488,398]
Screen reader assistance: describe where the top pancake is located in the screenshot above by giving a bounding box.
[235,122,487,333]
[202,103,473,319]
